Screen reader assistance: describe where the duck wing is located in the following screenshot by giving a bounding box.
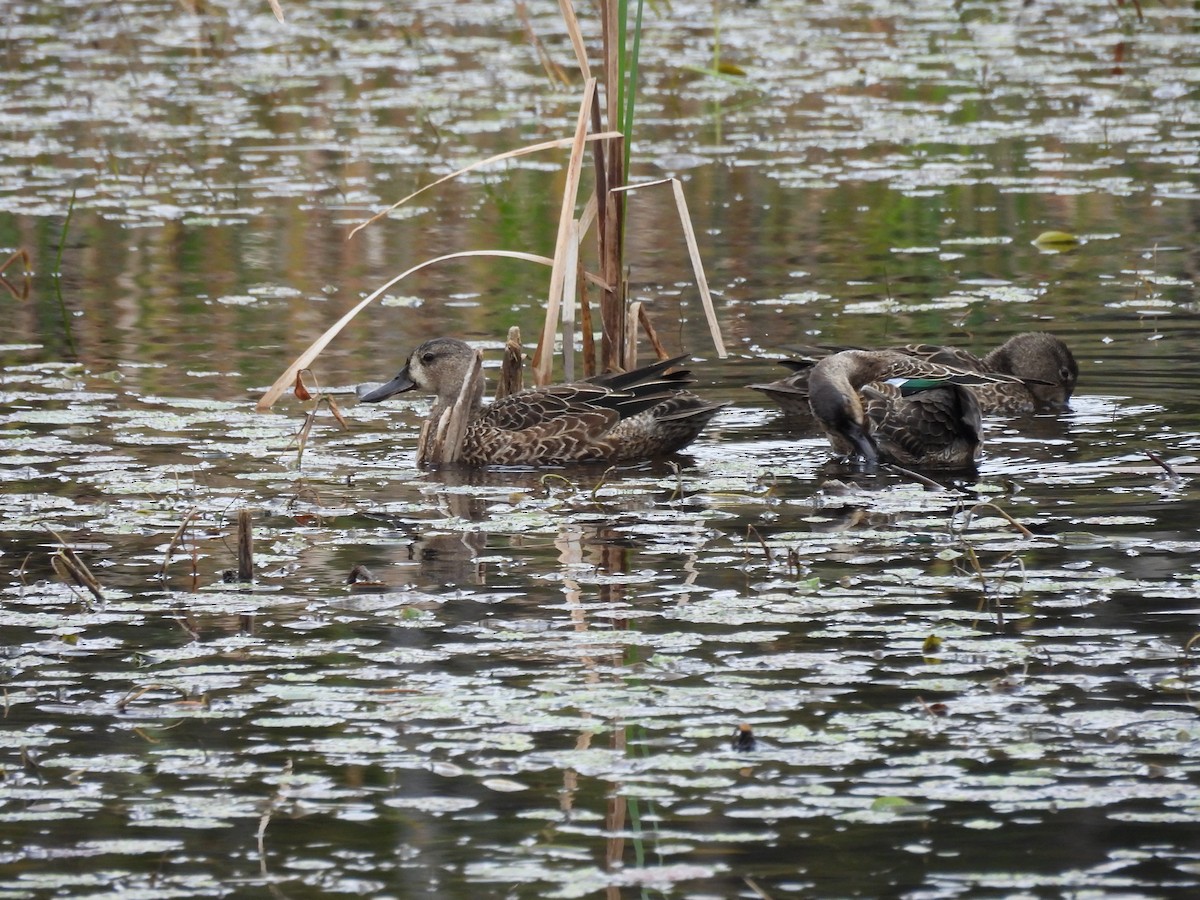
[897,343,988,372]
[587,354,692,390]
[865,353,1025,395]
[862,382,983,468]
[478,384,624,433]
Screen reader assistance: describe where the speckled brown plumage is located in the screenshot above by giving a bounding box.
[750,332,1078,419]
[807,349,1016,469]
[358,337,724,467]
[747,358,819,421]
[901,332,1078,413]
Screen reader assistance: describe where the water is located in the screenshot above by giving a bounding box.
[3,0,1200,897]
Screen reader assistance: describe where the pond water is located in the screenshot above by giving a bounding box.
[3,0,1200,897]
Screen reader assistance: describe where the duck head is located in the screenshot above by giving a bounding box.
[986,333,1079,407]
[358,337,483,407]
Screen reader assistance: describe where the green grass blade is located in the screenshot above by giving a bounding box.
[622,0,644,178]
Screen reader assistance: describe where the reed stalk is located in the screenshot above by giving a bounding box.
[259,0,728,411]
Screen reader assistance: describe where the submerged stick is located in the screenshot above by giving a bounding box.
[881,463,948,492]
[237,510,254,582]
[0,248,29,276]
[0,248,32,301]
[966,502,1034,539]
[1146,450,1179,479]
[0,249,31,302]
[161,508,201,581]
[746,524,772,565]
[257,758,294,877]
[44,526,103,603]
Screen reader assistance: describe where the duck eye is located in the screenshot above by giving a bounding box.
[421,352,436,364]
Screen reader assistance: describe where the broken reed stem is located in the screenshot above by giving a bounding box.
[44,526,104,603]
[667,460,684,502]
[257,758,294,877]
[746,524,772,564]
[612,178,728,359]
[601,148,626,372]
[348,133,619,240]
[961,542,989,597]
[882,462,947,492]
[116,683,192,712]
[17,552,31,590]
[624,301,641,371]
[0,248,30,277]
[161,508,201,581]
[289,408,318,467]
[237,509,255,582]
[1146,450,1179,478]
[556,0,592,78]
[496,326,524,399]
[966,502,1034,539]
[637,303,668,359]
[1184,633,1200,673]
[594,0,628,373]
[515,0,570,85]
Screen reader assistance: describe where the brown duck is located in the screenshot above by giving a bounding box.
[806,349,1026,469]
[751,332,1078,419]
[358,337,724,467]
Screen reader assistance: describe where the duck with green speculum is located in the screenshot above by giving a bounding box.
[804,349,1030,469]
[751,332,1078,420]
[358,337,725,467]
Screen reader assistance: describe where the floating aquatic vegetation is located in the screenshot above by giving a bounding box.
[3,0,1200,897]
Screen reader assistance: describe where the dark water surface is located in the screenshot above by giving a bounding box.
[3,1,1200,897]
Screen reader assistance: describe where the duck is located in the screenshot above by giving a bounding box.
[357,337,725,467]
[750,332,1078,418]
[897,332,1078,413]
[806,349,1024,469]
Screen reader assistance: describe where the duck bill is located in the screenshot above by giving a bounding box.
[845,421,879,466]
[357,367,416,403]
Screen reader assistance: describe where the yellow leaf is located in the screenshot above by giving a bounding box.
[1033,230,1080,246]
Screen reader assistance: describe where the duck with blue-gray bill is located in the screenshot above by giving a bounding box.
[358,337,725,467]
